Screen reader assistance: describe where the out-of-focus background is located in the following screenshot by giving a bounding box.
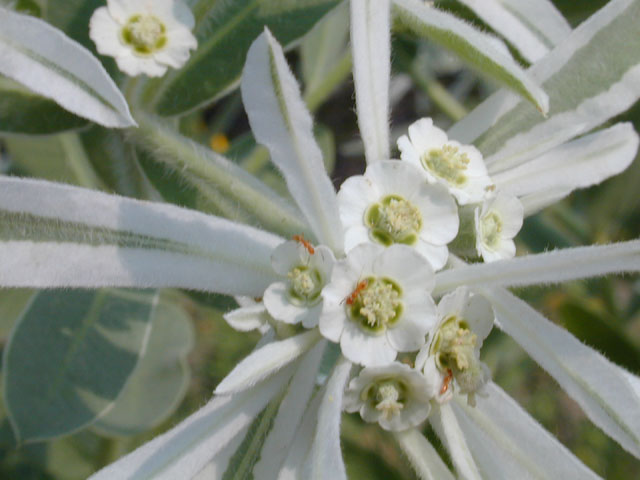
[0,0,638,478]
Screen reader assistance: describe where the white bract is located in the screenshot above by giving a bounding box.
[398,118,494,205]
[416,287,494,406]
[319,243,436,367]
[474,192,524,262]
[344,362,433,431]
[263,240,335,328]
[338,160,459,270]
[89,0,197,77]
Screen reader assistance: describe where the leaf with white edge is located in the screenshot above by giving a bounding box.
[351,0,391,164]
[224,303,270,332]
[303,356,352,480]
[2,289,156,443]
[451,0,640,173]
[392,0,548,114]
[150,0,339,116]
[457,0,550,63]
[450,383,602,480]
[0,176,281,296]
[434,240,640,295]
[92,296,195,437]
[215,329,321,395]
[0,7,135,128]
[241,29,344,252]
[0,76,87,134]
[498,0,571,48]
[492,122,639,209]
[253,340,327,479]
[430,404,482,480]
[394,428,455,480]
[89,366,295,480]
[480,287,640,459]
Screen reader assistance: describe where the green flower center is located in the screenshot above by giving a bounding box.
[421,144,469,186]
[432,316,478,372]
[287,266,322,305]
[349,277,403,333]
[365,195,422,246]
[481,211,503,248]
[362,379,407,420]
[121,14,167,55]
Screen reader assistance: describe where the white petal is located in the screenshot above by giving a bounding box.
[366,160,423,199]
[435,241,640,295]
[350,0,391,164]
[407,117,449,153]
[337,175,379,229]
[215,330,321,395]
[263,282,309,325]
[89,8,125,57]
[412,183,459,245]
[241,29,343,252]
[343,226,371,253]
[155,29,198,68]
[479,237,516,262]
[341,321,397,367]
[223,304,268,332]
[116,53,168,77]
[386,311,430,352]
[89,367,293,480]
[271,241,310,275]
[372,244,435,291]
[415,240,450,272]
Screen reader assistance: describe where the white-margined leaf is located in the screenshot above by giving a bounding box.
[215,329,321,395]
[0,176,281,296]
[481,287,640,459]
[0,7,135,128]
[3,289,156,443]
[351,0,391,164]
[496,0,571,48]
[450,0,640,174]
[241,29,344,253]
[492,122,639,212]
[394,428,456,480]
[450,383,601,479]
[90,366,295,480]
[434,240,640,295]
[392,0,548,114]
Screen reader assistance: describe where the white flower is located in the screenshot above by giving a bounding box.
[338,160,459,270]
[89,0,197,77]
[344,362,434,431]
[474,192,524,262]
[416,287,494,406]
[398,117,493,205]
[319,243,437,367]
[263,239,335,328]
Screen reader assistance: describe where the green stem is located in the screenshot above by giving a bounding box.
[130,114,311,239]
[303,51,353,113]
[58,133,106,190]
[410,66,468,122]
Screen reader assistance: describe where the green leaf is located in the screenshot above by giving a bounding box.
[0,289,34,340]
[0,77,87,134]
[150,0,339,116]
[92,295,195,437]
[2,289,157,443]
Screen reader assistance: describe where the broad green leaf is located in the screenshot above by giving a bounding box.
[392,0,548,114]
[5,132,105,189]
[0,289,33,339]
[2,289,156,442]
[0,7,135,128]
[0,176,281,296]
[150,0,340,116]
[92,296,195,437]
[451,0,640,174]
[0,77,87,134]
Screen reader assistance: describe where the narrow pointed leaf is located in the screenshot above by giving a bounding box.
[215,330,321,395]
[150,0,339,116]
[253,341,327,479]
[434,240,640,295]
[451,383,602,480]
[457,0,550,63]
[450,0,640,173]
[481,287,640,459]
[3,289,156,443]
[351,0,391,164]
[0,177,281,296]
[392,0,548,113]
[304,356,352,479]
[0,7,135,128]
[241,29,344,252]
[430,404,482,480]
[493,123,639,208]
[394,428,455,480]
[89,367,294,480]
[92,297,195,437]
